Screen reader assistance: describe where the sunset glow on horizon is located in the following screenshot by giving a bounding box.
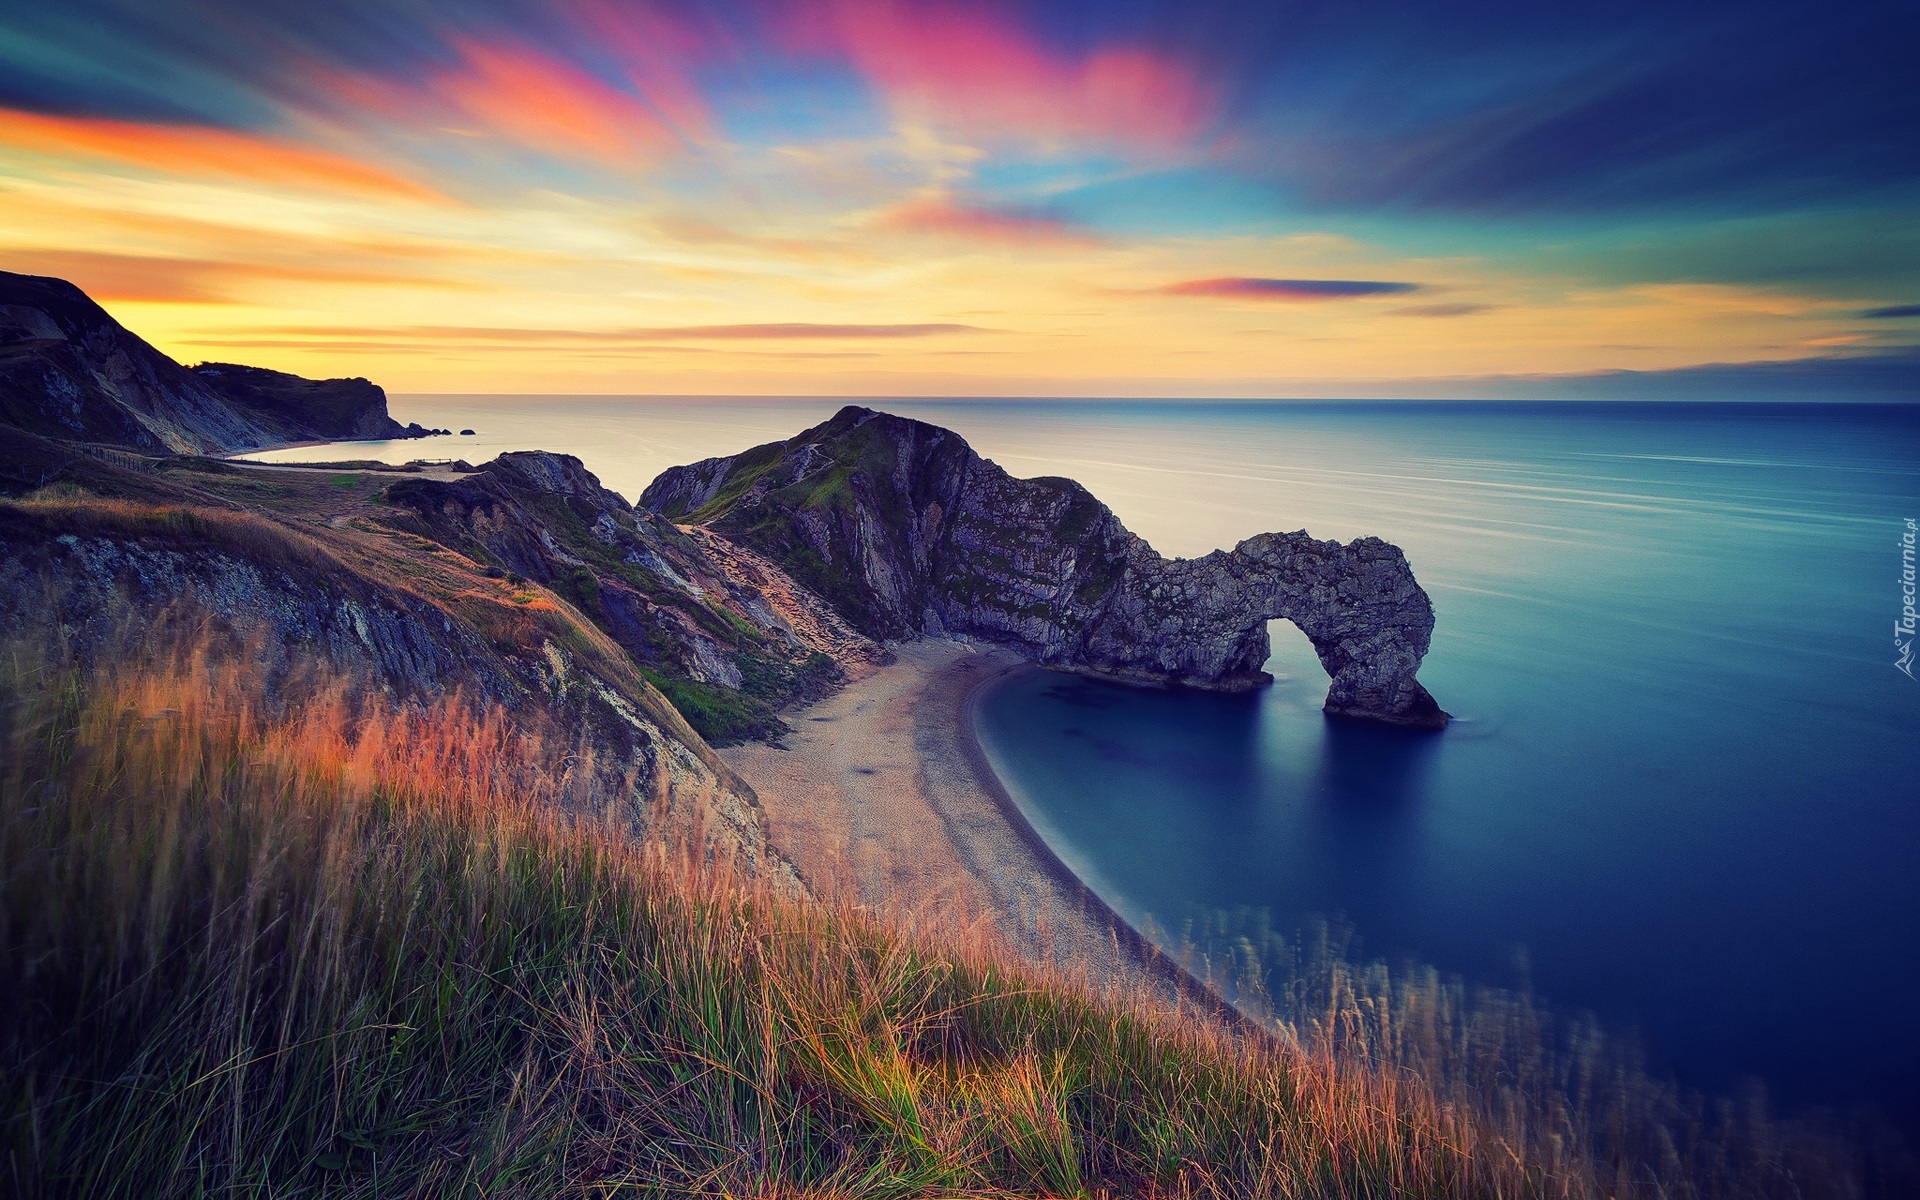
[3,0,1915,397]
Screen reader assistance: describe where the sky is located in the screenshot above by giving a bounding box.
[2,0,1917,398]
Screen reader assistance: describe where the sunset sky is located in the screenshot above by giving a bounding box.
[3,0,1916,397]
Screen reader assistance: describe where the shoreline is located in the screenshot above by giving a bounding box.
[956,658,1258,1027]
[722,638,1253,1027]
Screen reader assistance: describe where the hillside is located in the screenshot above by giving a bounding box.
[0,269,434,453]
[5,649,1866,1199]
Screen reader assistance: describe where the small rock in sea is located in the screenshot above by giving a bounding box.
[460,429,475,435]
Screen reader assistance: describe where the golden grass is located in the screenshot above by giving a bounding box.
[0,641,1891,1198]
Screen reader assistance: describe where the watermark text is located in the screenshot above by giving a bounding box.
[1899,518,1916,679]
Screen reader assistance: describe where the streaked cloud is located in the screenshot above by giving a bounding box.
[1862,304,1920,319]
[0,108,439,201]
[0,249,462,303]
[875,193,1099,246]
[1395,303,1498,318]
[783,1,1216,153]
[1162,278,1421,300]
[317,37,698,171]
[215,323,989,345]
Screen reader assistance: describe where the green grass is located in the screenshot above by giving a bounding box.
[0,647,1888,1198]
[639,666,788,746]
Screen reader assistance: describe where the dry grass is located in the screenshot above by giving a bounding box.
[0,643,1892,1198]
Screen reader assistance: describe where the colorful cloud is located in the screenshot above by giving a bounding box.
[0,108,438,201]
[875,193,1098,246]
[0,0,1912,396]
[786,1,1215,152]
[1162,278,1422,300]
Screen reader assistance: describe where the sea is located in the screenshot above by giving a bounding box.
[242,395,1920,1129]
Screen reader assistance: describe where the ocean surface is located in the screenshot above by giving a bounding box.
[245,396,1920,1127]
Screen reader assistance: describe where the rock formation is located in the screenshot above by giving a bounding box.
[644,406,1447,727]
[385,450,884,741]
[0,270,423,454]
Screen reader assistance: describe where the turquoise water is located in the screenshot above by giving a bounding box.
[249,396,1920,1125]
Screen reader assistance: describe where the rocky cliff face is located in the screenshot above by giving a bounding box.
[384,450,884,742]
[644,406,1447,727]
[0,475,797,886]
[0,270,416,453]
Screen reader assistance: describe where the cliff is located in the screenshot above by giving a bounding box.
[0,270,422,453]
[0,450,806,884]
[643,405,1447,727]
[382,450,883,742]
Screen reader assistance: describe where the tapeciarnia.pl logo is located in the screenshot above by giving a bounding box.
[1899,518,1917,679]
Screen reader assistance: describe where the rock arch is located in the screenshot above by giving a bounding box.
[644,406,1449,729]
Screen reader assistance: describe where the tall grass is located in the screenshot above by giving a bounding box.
[1164,911,1898,1200]
[0,646,1890,1197]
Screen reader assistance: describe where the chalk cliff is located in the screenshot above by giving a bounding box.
[643,406,1447,727]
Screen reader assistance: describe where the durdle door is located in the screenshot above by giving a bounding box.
[643,406,1448,729]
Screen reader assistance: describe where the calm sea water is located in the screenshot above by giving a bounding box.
[248,397,1920,1125]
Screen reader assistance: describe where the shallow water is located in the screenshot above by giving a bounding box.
[249,396,1920,1125]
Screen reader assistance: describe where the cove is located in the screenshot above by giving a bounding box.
[967,400,1920,1132]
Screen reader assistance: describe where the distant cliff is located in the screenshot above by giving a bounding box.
[0,270,425,454]
[644,406,1447,728]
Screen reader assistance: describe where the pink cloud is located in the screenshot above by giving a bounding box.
[559,1,716,139]
[876,193,1100,245]
[786,1,1215,152]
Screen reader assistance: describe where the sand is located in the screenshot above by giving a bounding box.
[722,639,1228,1011]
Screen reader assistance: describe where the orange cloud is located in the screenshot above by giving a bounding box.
[323,37,696,169]
[0,249,458,303]
[875,193,1100,246]
[442,40,675,164]
[789,2,1214,151]
[0,108,441,201]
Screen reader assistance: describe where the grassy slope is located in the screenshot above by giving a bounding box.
[1,649,1884,1199]
[5,455,743,774]
[2,655,1497,1200]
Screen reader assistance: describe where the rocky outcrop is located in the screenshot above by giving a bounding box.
[384,450,884,742]
[188,362,411,442]
[0,270,422,453]
[644,406,1447,728]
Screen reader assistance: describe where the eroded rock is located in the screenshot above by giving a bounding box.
[644,406,1447,728]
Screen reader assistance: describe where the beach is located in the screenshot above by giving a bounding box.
[721,638,1220,1010]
